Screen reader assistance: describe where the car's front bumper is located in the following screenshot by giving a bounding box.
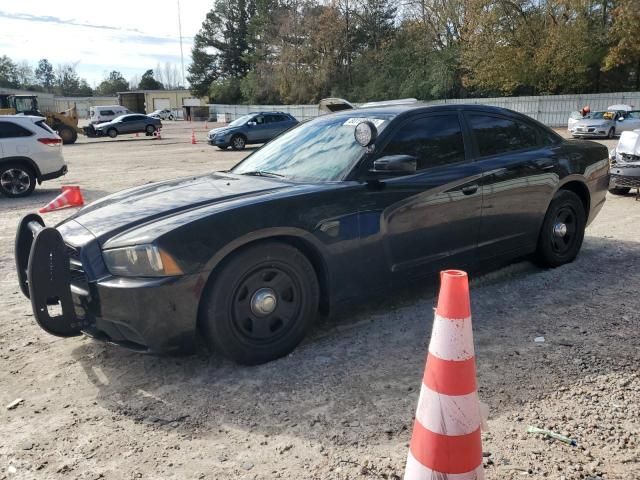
[208,136,230,147]
[570,129,611,138]
[610,164,640,188]
[15,215,203,354]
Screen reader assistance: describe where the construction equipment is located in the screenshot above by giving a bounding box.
[0,95,86,144]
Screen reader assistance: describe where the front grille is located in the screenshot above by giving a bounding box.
[66,244,89,292]
[611,174,640,188]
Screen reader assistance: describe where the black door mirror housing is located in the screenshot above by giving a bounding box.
[370,155,417,175]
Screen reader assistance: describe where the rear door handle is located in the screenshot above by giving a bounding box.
[461,184,479,195]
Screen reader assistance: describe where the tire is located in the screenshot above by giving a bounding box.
[217,146,228,150]
[57,125,77,144]
[0,163,36,198]
[231,134,246,150]
[535,190,586,267]
[201,242,320,365]
[145,124,156,135]
[107,128,118,138]
[168,115,174,121]
[607,128,615,139]
[608,187,630,195]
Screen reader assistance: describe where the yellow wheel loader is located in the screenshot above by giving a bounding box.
[0,94,93,144]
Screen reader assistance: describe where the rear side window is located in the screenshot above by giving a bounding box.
[380,114,466,170]
[100,110,115,116]
[35,120,56,134]
[0,121,33,138]
[467,114,538,157]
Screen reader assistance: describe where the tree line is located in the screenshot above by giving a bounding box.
[0,57,184,96]
[188,0,640,105]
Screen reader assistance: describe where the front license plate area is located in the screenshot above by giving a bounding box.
[27,227,83,337]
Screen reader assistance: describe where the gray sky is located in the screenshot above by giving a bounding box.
[0,0,213,87]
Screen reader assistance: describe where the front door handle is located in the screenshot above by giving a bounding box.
[461,184,479,195]
[535,160,555,170]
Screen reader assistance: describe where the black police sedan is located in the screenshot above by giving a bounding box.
[15,104,609,364]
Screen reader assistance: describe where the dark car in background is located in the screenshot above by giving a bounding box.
[16,104,609,365]
[93,114,162,138]
[208,111,298,150]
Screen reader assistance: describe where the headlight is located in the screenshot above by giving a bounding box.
[103,244,183,277]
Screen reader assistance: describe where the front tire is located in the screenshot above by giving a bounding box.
[0,163,36,198]
[145,124,156,135]
[608,186,630,195]
[535,190,586,267]
[57,125,77,144]
[201,242,320,365]
[231,134,246,150]
[107,128,118,138]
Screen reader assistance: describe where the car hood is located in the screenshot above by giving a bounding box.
[574,119,613,127]
[94,121,113,129]
[208,126,236,136]
[60,172,290,243]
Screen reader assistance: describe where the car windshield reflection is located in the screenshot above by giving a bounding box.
[231,114,395,182]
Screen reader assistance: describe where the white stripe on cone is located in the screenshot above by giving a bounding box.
[415,384,481,436]
[405,451,485,480]
[428,314,474,361]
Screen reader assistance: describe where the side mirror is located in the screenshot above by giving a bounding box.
[247,121,256,126]
[618,117,625,122]
[370,155,417,175]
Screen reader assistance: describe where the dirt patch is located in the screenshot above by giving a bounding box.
[0,124,638,479]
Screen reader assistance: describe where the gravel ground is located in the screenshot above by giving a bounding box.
[0,123,638,480]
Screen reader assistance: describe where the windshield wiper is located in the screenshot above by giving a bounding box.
[241,170,285,178]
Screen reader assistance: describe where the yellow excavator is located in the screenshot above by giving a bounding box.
[0,94,89,144]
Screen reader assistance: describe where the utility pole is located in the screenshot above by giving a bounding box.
[177,0,186,88]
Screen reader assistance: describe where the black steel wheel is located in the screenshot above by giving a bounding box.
[201,242,319,365]
[535,190,586,267]
[608,187,630,195]
[0,163,36,198]
[231,134,246,150]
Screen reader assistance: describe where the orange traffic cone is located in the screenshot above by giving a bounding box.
[39,186,84,213]
[191,129,197,144]
[156,128,162,140]
[404,270,484,480]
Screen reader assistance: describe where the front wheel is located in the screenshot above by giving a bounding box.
[145,124,156,135]
[608,187,630,195]
[200,242,320,365]
[535,190,586,267]
[107,128,118,138]
[231,134,246,150]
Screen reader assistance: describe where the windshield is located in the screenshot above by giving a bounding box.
[229,114,253,127]
[231,114,394,181]
[585,112,614,120]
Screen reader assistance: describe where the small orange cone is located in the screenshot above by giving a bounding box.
[191,129,197,144]
[156,127,162,140]
[404,270,484,480]
[135,132,139,137]
[39,186,84,213]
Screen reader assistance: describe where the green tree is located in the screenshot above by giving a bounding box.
[96,70,129,95]
[604,0,640,89]
[0,55,19,88]
[35,59,55,92]
[138,69,164,90]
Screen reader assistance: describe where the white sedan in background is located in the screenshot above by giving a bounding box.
[149,109,175,121]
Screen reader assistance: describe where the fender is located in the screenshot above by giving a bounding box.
[0,156,43,182]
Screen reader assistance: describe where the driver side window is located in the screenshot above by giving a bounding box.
[254,115,265,125]
[380,114,466,170]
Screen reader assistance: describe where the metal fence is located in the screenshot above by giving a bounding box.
[208,91,640,127]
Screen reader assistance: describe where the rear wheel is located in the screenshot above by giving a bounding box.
[200,242,320,365]
[608,187,630,195]
[535,190,586,267]
[0,163,36,198]
[57,125,77,144]
[107,128,118,138]
[231,134,246,150]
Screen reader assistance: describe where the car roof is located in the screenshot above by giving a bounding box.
[326,103,531,119]
[0,115,45,123]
